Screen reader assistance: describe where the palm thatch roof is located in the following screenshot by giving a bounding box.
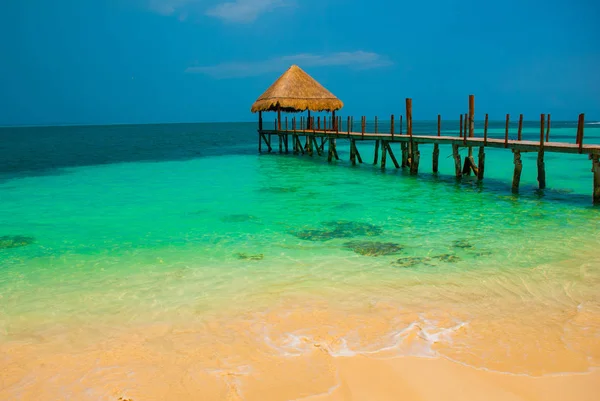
[251,65,343,113]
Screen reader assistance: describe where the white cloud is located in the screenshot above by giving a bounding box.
[205,0,291,23]
[144,0,290,22]
[186,51,393,78]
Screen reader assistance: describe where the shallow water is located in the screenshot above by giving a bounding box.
[0,121,599,399]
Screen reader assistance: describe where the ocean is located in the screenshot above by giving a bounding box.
[1,121,599,400]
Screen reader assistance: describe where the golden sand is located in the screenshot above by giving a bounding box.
[2,295,599,401]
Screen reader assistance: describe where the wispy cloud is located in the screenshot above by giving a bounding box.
[186,51,393,78]
[206,0,292,23]
[144,0,291,22]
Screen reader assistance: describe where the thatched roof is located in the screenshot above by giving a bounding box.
[251,65,343,113]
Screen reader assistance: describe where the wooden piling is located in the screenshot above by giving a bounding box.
[373,140,380,165]
[277,108,281,131]
[391,115,395,139]
[374,116,378,133]
[546,114,551,142]
[347,116,351,135]
[468,95,474,157]
[592,155,600,205]
[433,115,440,173]
[484,113,489,145]
[381,141,387,169]
[317,116,321,131]
[518,114,523,141]
[327,136,333,162]
[452,144,462,178]
[406,99,413,164]
[361,116,365,139]
[512,150,522,193]
[278,134,282,153]
[401,142,408,168]
[577,113,585,153]
[504,114,510,148]
[332,110,336,131]
[463,113,468,145]
[459,114,463,138]
[538,114,546,189]
[477,146,485,180]
[258,111,263,131]
[410,143,420,174]
[400,115,403,135]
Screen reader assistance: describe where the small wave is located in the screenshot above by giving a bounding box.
[586,122,600,125]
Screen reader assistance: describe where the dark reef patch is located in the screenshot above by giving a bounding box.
[343,241,403,256]
[0,235,35,249]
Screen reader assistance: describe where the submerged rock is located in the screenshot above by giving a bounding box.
[393,256,432,268]
[433,254,461,263]
[292,220,383,242]
[452,240,474,249]
[0,235,35,249]
[321,221,383,237]
[343,241,403,256]
[220,214,257,223]
[235,253,264,261]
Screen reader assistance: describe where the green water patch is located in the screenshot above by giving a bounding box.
[342,240,403,256]
[292,220,383,242]
[0,235,35,249]
[220,214,258,223]
[234,252,264,261]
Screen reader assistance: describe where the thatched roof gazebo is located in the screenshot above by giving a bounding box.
[251,65,343,132]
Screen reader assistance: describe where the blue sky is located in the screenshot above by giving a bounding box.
[0,0,598,126]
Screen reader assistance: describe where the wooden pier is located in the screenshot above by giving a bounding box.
[252,66,600,204]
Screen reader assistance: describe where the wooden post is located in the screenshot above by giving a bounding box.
[278,134,283,153]
[258,111,263,131]
[463,113,468,144]
[350,140,356,165]
[406,99,413,165]
[327,136,333,162]
[433,114,440,173]
[258,132,262,153]
[374,116,378,133]
[401,142,408,168]
[468,95,474,157]
[373,140,380,165]
[518,114,523,141]
[400,115,403,135]
[546,114,551,142]
[332,111,336,131]
[317,116,321,131]
[578,113,585,153]
[391,115,395,140]
[504,114,510,148]
[381,141,387,169]
[512,150,522,193]
[410,143,420,174]
[452,144,462,178]
[307,111,311,130]
[483,114,489,145]
[277,107,281,131]
[406,99,412,137]
[459,114,463,138]
[385,142,400,168]
[361,116,365,139]
[351,117,354,133]
[592,155,600,205]
[538,114,546,189]
[477,146,485,180]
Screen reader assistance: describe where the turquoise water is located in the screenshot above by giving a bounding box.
[1,121,599,385]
